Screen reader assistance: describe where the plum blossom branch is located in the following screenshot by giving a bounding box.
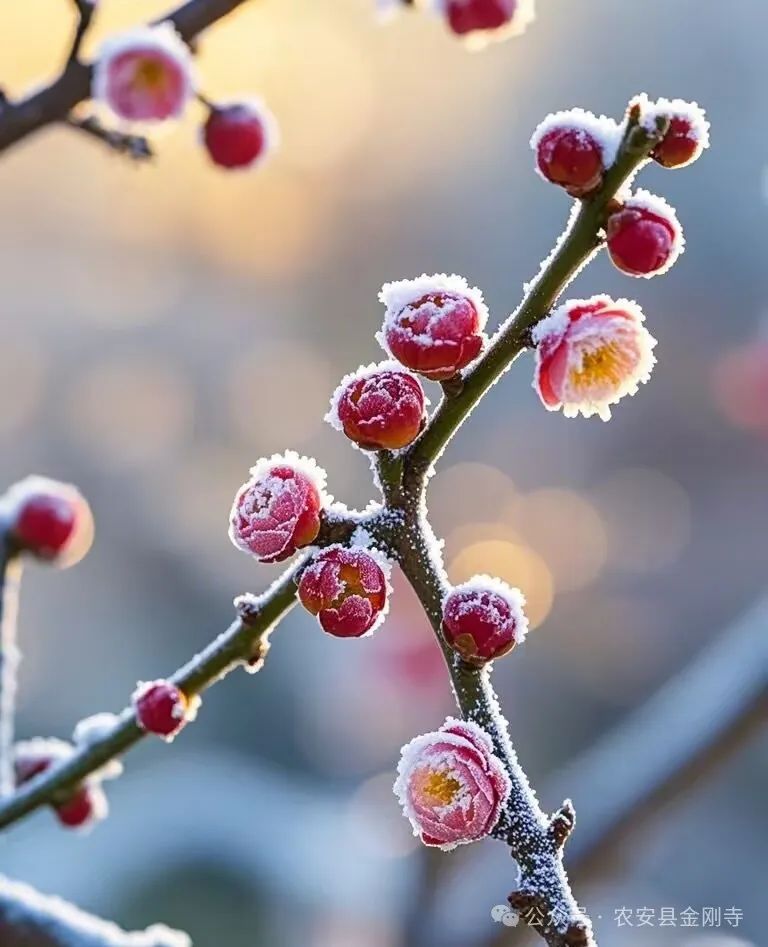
[0,512,356,831]
[0,0,250,154]
[403,105,669,487]
[364,105,678,947]
[0,92,708,947]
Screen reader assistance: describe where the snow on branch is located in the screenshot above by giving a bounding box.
[0,876,189,947]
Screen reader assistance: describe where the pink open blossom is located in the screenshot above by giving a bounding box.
[93,24,194,123]
[228,453,327,563]
[532,295,657,421]
[394,718,510,850]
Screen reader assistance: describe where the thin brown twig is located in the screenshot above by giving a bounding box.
[65,115,154,161]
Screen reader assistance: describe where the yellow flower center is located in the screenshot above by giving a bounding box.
[416,769,462,806]
[133,58,168,92]
[570,340,633,393]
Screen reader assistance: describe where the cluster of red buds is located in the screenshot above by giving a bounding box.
[529,95,708,420]
[224,91,709,855]
[92,23,277,170]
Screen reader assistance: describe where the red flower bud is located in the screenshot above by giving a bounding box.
[229,453,326,562]
[632,95,709,170]
[54,785,107,830]
[298,545,389,638]
[133,679,197,740]
[378,275,488,381]
[439,0,535,46]
[606,190,683,278]
[203,100,278,170]
[14,738,110,831]
[531,109,620,197]
[442,576,527,665]
[2,476,94,567]
[327,363,426,451]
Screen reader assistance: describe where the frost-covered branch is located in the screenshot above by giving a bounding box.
[403,104,669,486]
[0,550,23,798]
[0,875,189,947]
[353,104,679,947]
[0,511,355,831]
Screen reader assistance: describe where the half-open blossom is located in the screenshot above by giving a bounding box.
[442,576,527,665]
[530,109,620,196]
[606,190,684,278]
[378,274,488,380]
[434,0,536,48]
[1,476,94,567]
[203,100,278,170]
[394,718,510,850]
[326,362,426,451]
[94,24,194,123]
[298,545,390,638]
[532,295,657,421]
[133,680,199,741]
[229,453,327,563]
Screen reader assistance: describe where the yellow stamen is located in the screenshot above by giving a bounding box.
[133,59,168,92]
[415,769,462,806]
[570,341,633,392]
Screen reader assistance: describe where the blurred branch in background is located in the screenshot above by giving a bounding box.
[0,875,189,947]
[414,596,768,947]
[0,0,249,154]
[0,549,22,798]
[64,115,153,162]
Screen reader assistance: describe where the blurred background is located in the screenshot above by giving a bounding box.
[0,0,766,945]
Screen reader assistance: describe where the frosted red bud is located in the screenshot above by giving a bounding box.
[298,545,389,638]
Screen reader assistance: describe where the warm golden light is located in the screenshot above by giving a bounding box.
[449,539,553,628]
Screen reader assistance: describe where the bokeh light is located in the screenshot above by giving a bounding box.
[63,357,193,468]
[448,539,553,628]
[589,468,691,575]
